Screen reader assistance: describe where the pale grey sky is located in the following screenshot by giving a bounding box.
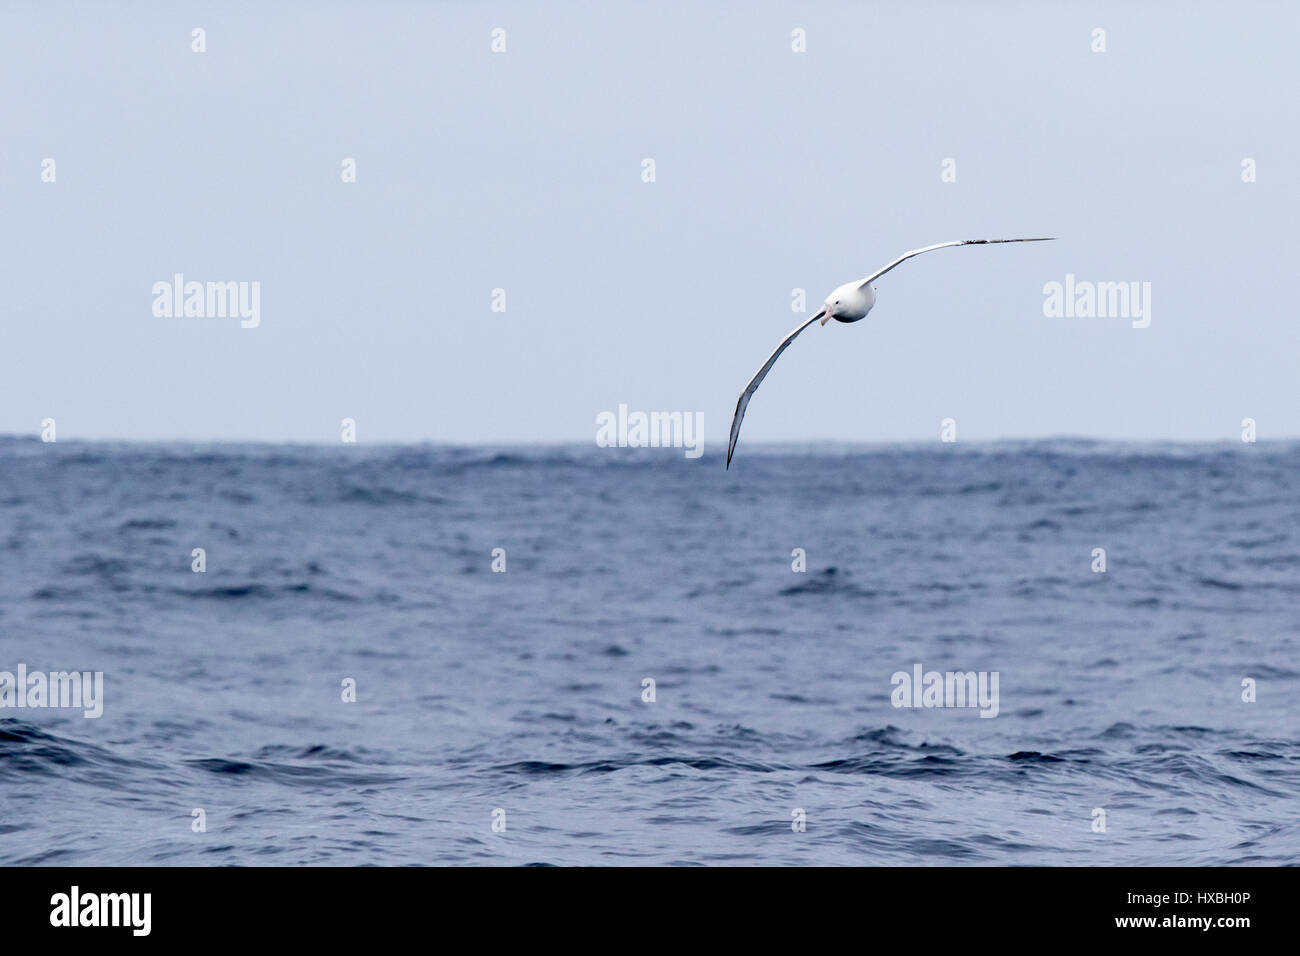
[2,1,1297,444]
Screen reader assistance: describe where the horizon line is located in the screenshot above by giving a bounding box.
[2,434,1293,449]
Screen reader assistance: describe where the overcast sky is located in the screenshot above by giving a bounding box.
[2,1,1297,444]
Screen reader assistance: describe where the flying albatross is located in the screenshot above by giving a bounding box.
[725,238,1055,468]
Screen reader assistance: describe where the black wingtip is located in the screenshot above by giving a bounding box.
[968,237,1056,244]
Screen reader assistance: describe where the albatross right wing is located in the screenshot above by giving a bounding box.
[726,309,826,469]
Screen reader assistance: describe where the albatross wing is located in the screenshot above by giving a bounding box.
[726,310,825,468]
[855,237,1055,289]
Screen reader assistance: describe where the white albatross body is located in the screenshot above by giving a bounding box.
[725,237,1054,468]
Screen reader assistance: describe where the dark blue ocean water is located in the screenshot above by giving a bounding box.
[1,438,1298,865]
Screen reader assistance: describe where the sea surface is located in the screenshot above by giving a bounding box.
[1,438,1298,866]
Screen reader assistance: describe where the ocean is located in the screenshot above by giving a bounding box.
[1,438,1297,865]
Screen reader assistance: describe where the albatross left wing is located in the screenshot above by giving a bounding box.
[855,237,1055,290]
[726,309,826,469]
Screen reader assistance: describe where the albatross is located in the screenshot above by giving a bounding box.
[725,238,1055,468]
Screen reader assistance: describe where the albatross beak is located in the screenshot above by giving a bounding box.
[819,310,831,326]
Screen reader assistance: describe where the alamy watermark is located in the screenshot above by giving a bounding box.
[152,274,260,328]
[0,664,103,718]
[596,404,703,459]
[1043,274,1150,328]
[50,886,150,936]
[890,663,999,718]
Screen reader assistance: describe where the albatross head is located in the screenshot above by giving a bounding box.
[820,282,876,325]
